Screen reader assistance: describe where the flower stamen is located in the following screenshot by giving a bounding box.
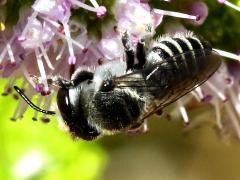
[62,22,76,65]
[193,87,204,101]
[205,81,227,101]
[39,43,54,70]
[89,0,99,8]
[213,99,223,130]
[143,120,149,133]
[228,88,240,118]
[1,33,16,65]
[0,35,15,64]
[153,9,200,21]
[35,48,49,93]
[70,0,96,12]
[11,86,33,120]
[20,65,36,88]
[1,77,16,96]
[70,0,107,17]
[32,95,43,121]
[218,0,240,12]
[213,48,240,61]
[41,96,53,123]
[56,42,66,61]
[40,17,85,50]
[96,6,107,17]
[177,100,189,125]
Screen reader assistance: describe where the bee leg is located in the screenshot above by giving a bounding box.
[135,38,146,69]
[31,75,73,89]
[69,64,75,79]
[121,32,135,71]
[127,120,149,135]
[47,77,73,89]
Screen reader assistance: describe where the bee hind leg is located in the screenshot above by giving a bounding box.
[135,38,146,70]
[121,31,135,71]
[127,120,150,136]
[135,23,155,69]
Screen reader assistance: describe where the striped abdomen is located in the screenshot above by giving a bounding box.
[144,34,221,105]
[146,34,212,76]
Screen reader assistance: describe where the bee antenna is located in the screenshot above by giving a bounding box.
[14,86,56,115]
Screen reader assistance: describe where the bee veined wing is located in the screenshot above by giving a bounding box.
[115,49,222,119]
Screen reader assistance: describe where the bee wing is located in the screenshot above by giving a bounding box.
[114,49,222,120]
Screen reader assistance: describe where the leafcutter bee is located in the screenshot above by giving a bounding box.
[14,32,221,140]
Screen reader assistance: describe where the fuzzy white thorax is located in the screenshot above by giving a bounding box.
[93,60,126,91]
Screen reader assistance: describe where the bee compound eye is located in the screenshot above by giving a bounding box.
[100,79,115,92]
[57,88,101,140]
[57,89,72,120]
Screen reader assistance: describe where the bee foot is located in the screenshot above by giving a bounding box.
[127,121,150,136]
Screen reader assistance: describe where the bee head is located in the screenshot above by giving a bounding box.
[57,71,101,140]
[57,61,126,139]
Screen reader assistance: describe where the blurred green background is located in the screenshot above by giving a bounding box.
[1,0,240,180]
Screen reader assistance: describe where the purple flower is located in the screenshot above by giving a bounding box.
[19,19,55,49]
[97,29,123,60]
[185,1,208,26]
[32,0,71,23]
[116,0,161,39]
